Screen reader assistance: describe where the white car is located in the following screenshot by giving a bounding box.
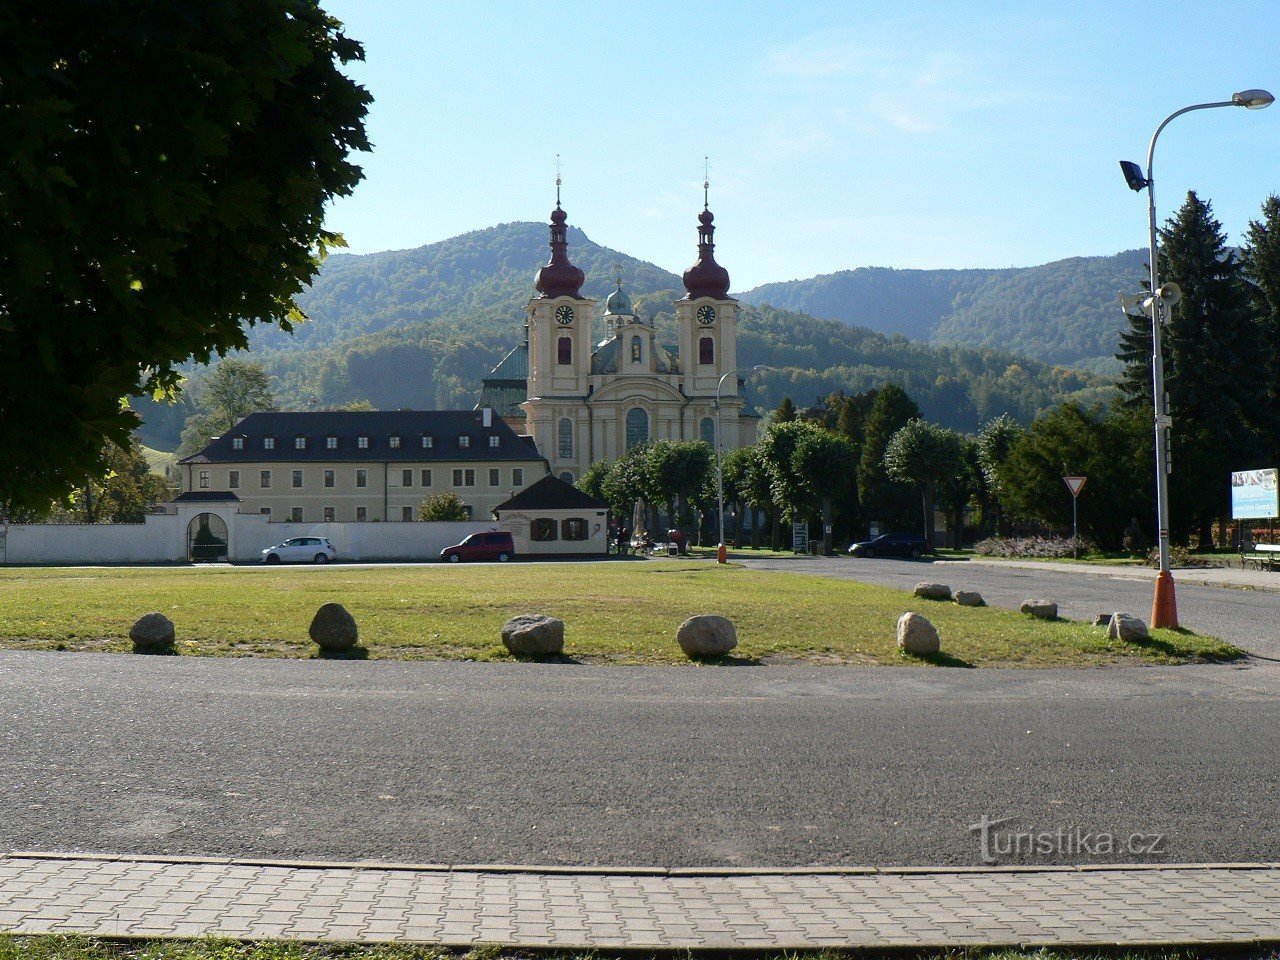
[262,537,336,565]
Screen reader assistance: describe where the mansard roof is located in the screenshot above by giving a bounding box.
[179,410,543,465]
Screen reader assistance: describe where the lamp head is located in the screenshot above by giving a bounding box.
[1119,160,1149,192]
[1233,89,1275,109]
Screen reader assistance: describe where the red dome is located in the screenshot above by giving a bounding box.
[535,206,584,298]
[683,207,730,299]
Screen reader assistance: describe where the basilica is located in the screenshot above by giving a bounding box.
[479,196,759,484]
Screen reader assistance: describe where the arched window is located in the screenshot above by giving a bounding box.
[558,336,572,365]
[557,417,574,459]
[699,336,714,365]
[631,335,643,363]
[559,471,575,485]
[625,407,649,450]
[700,416,716,448]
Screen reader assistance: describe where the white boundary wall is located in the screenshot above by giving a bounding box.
[1,505,496,566]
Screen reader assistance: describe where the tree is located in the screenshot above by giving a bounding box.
[601,446,652,525]
[41,440,172,523]
[976,414,1024,536]
[644,441,714,535]
[883,419,968,551]
[791,427,857,554]
[418,492,470,522]
[738,444,778,549]
[857,383,921,534]
[578,459,611,504]
[719,446,755,544]
[774,396,797,423]
[177,358,276,457]
[936,435,979,549]
[1242,194,1280,465]
[0,0,372,514]
[1117,192,1265,545]
[995,402,1151,549]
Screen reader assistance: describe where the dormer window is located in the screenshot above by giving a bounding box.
[389,434,401,449]
[264,436,276,450]
[357,435,369,450]
[488,435,500,448]
[294,436,307,450]
[458,435,471,449]
[421,434,434,449]
[232,437,244,451]
[326,435,338,450]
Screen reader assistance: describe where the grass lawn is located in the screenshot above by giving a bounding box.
[0,938,1223,960]
[0,561,1238,666]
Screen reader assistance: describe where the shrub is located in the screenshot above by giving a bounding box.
[974,535,1096,559]
[1145,545,1211,568]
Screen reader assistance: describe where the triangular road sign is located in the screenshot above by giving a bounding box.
[1064,476,1087,497]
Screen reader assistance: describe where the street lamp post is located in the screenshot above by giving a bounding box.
[715,365,765,563]
[1120,89,1273,628]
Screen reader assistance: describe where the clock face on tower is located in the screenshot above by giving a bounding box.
[555,305,575,325]
[696,305,716,325]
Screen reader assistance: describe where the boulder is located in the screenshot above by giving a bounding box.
[897,612,940,656]
[1108,613,1150,643]
[913,583,952,601]
[1020,599,1058,620]
[954,591,986,607]
[501,614,565,656]
[129,613,175,654]
[1093,613,1114,628]
[309,603,358,652]
[676,615,738,660]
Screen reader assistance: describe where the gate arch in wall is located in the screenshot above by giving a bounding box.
[187,513,229,563]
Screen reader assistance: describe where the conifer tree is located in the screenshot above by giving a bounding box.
[1242,194,1280,464]
[1115,191,1263,545]
[856,383,921,534]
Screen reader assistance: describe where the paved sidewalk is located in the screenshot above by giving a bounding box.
[2,854,1279,950]
[947,557,1280,592]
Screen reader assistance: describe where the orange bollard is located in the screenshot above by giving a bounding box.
[1151,570,1178,629]
[717,543,728,564]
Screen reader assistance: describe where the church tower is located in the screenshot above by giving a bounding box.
[522,189,595,483]
[675,188,739,403]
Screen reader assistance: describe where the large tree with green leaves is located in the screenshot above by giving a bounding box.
[856,383,921,534]
[644,440,713,535]
[1242,194,1280,466]
[792,426,857,554]
[883,419,968,551]
[1116,192,1265,545]
[177,358,276,457]
[0,1,371,514]
[976,414,1024,536]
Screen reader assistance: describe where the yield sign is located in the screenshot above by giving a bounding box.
[1064,476,1087,497]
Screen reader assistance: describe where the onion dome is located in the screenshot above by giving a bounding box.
[604,280,634,316]
[682,207,731,299]
[534,206,585,298]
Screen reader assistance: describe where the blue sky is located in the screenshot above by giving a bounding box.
[321,0,1278,289]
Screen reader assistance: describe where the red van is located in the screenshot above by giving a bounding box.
[440,531,516,563]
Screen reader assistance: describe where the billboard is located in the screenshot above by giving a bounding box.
[1231,468,1280,520]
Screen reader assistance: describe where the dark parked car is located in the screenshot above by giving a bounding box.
[441,531,516,563]
[847,533,929,559]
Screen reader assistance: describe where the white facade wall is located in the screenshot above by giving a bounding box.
[1,508,498,566]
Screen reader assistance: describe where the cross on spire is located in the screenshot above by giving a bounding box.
[555,154,562,209]
[703,155,710,210]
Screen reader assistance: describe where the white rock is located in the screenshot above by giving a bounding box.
[502,614,565,656]
[913,582,952,601]
[676,615,738,660]
[897,612,940,656]
[954,591,985,607]
[1020,599,1058,620]
[1108,613,1149,642]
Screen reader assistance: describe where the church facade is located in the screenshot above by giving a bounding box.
[480,198,759,484]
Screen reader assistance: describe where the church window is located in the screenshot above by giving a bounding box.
[699,336,715,365]
[700,417,716,448]
[557,337,572,365]
[559,471,575,484]
[531,518,558,541]
[557,418,574,459]
[625,407,649,450]
[631,335,643,363]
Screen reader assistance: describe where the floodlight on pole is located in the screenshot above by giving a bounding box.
[1118,88,1272,629]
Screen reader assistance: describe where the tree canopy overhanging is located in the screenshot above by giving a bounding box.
[0,0,371,513]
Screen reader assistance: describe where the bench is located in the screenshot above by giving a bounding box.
[1242,543,1280,570]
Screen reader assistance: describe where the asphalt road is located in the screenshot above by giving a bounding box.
[3,652,1278,868]
[737,555,1280,660]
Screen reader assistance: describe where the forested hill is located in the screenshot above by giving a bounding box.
[739,249,1148,370]
[134,222,1114,449]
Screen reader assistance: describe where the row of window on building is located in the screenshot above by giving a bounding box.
[229,433,501,452]
[554,412,717,458]
[198,467,526,490]
[555,336,715,365]
[253,505,471,523]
